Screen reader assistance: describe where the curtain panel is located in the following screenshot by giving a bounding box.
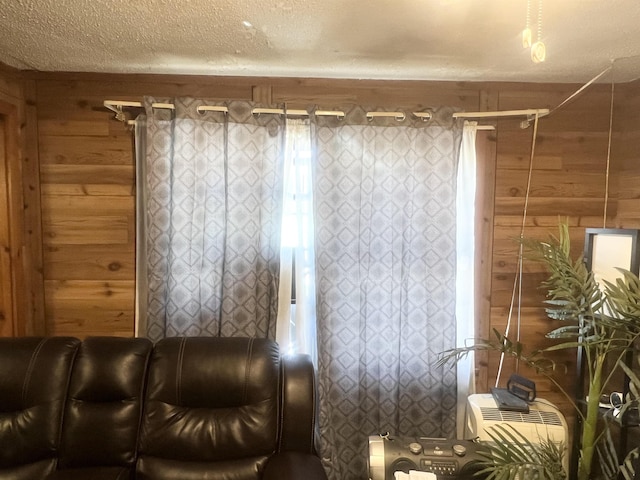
[312,106,462,480]
[137,98,285,342]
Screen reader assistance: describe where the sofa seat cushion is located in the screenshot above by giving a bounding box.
[57,337,152,470]
[46,466,133,480]
[0,337,80,478]
[136,456,268,480]
[263,452,328,480]
[137,337,280,479]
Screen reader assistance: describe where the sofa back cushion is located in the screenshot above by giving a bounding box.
[136,337,280,480]
[58,336,152,469]
[0,337,80,478]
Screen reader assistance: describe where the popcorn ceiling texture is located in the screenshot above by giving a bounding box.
[0,0,639,82]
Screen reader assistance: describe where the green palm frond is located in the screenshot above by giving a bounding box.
[604,269,640,332]
[437,328,557,374]
[475,425,566,480]
[523,222,604,325]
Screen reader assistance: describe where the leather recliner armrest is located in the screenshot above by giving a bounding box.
[279,353,320,454]
[262,451,328,480]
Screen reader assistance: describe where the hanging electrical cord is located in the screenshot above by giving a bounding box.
[603,64,615,227]
[522,0,532,49]
[495,112,540,386]
[495,60,618,385]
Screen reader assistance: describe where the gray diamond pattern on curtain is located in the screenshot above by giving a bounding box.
[312,106,462,480]
[143,97,284,342]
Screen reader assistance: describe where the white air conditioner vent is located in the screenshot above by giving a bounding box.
[479,407,563,426]
[466,393,570,475]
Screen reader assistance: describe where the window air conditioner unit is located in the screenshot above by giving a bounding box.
[465,393,569,466]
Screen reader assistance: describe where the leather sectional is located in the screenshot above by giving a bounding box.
[0,336,327,480]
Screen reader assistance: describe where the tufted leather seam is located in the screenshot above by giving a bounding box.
[310,359,317,454]
[22,338,48,406]
[277,356,285,452]
[133,342,153,467]
[176,338,187,405]
[56,340,80,469]
[243,338,254,405]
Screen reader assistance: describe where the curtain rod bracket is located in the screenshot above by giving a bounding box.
[104,102,128,123]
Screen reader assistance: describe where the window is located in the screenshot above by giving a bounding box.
[276,119,317,361]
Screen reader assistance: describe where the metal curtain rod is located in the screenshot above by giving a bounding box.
[452,108,550,119]
[104,99,548,128]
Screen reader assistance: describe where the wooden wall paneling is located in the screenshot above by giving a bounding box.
[0,115,11,336]
[612,80,640,228]
[32,75,258,102]
[0,66,46,337]
[37,77,137,337]
[22,80,46,334]
[252,85,272,105]
[271,78,483,110]
[0,97,27,336]
[44,279,134,337]
[45,244,134,280]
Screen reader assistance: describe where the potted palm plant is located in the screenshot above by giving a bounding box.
[439,221,640,480]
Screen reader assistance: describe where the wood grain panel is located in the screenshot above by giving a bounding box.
[39,134,133,165]
[45,307,134,338]
[39,115,111,137]
[0,116,11,336]
[495,170,608,198]
[40,164,134,185]
[43,215,130,245]
[494,197,614,217]
[45,244,133,280]
[44,279,134,310]
[0,83,32,336]
[22,80,46,334]
[41,184,134,196]
[42,194,134,213]
[34,76,255,100]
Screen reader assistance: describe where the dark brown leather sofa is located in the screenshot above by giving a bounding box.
[0,336,328,480]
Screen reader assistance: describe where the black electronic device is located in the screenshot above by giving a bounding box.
[507,374,537,402]
[490,387,529,413]
[368,434,488,480]
[490,374,537,413]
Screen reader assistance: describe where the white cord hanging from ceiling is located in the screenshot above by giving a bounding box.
[495,112,541,386]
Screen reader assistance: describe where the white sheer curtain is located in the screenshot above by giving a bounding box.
[276,118,318,363]
[455,121,478,438]
[134,116,148,337]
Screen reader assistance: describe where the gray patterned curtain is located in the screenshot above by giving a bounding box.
[139,98,284,342]
[312,106,462,480]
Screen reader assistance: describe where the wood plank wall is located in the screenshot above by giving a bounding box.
[614,80,640,225]
[0,65,44,336]
[2,68,639,425]
[485,81,633,416]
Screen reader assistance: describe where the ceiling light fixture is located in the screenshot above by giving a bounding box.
[530,0,545,63]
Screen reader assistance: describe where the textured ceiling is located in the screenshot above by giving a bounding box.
[1,0,639,83]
